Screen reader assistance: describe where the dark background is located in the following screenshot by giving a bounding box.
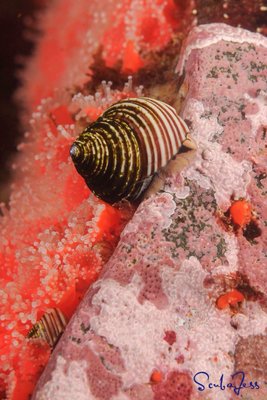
[0,0,45,202]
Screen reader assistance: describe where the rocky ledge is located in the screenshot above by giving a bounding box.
[33,24,267,400]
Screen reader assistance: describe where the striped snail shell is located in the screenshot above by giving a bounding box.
[27,308,67,348]
[70,97,192,204]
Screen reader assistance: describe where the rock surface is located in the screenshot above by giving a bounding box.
[32,23,267,400]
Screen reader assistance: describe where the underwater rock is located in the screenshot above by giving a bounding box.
[32,23,267,400]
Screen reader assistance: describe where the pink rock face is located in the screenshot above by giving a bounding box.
[32,24,267,400]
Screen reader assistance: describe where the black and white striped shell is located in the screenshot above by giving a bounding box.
[70,97,191,204]
[27,308,67,348]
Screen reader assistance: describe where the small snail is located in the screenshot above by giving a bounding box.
[27,308,67,348]
[70,97,195,204]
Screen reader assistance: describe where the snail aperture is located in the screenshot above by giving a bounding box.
[70,97,193,204]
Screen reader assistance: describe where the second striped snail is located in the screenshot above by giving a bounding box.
[70,97,195,204]
[27,308,67,348]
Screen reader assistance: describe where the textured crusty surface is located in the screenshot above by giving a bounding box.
[33,24,267,400]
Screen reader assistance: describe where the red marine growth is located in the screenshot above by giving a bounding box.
[0,0,195,399]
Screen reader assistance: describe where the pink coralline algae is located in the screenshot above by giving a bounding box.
[31,24,267,400]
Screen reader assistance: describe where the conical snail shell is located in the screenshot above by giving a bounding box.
[27,308,67,348]
[70,97,191,204]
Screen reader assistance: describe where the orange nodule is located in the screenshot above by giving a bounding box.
[230,199,252,227]
[150,370,163,383]
[122,40,144,73]
[216,289,245,310]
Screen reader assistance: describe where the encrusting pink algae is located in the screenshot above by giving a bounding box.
[32,22,267,400]
[0,1,195,398]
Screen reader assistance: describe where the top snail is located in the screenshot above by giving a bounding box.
[70,97,195,204]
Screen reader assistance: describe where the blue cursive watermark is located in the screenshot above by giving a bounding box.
[193,371,260,396]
